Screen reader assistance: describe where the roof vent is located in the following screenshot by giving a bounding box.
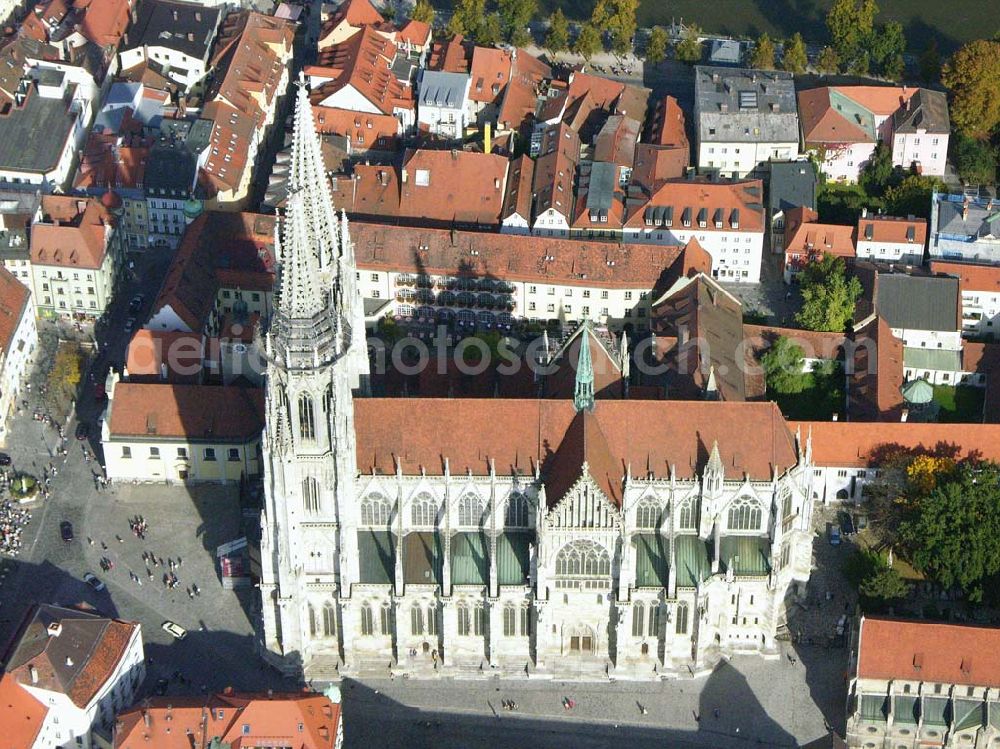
[28,665,38,684]
[65,656,73,667]
[47,621,62,637]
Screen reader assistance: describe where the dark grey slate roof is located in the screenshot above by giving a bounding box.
[769,161,817,216]
[695,66,799,144]
[584,161,617,212]
[418,71,469,108]
[0,84,78,176]
[144,141,197,198]
[124,0,222,60]
[876,273,959,332]
[892,88,949,135]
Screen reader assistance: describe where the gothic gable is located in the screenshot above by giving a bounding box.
[545,474,620,530]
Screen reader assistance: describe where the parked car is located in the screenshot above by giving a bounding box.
[154,678,169,696]
[129,294,143,313]
[94,382,107,401]
[83,573,105,592]
[161,621,187,640]
[124,316,136,332]
[840,512,856,536]
[0,452,10,466]
[75,422,89,440]
[829,525,842,546]
[60,521,74,542]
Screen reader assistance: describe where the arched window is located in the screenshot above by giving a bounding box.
[555,540,611,577]
[678,498,697,530]
[457,602,471,636]
[411,493,439,526]
[648,603,661,637]
[503,603,516,636]
[781,487,793,519]
[520,603,531,636]
[635,497,660,529]
[360,603,374,636]
[361,493,392,526]
[505,492,529,527]
[473,602,486,636]
[426,605,438,636]
[379,602,392,635]
[322,602,336,637]
[727,496,762,531]
[631,601,645,637]
[302,477,320,513]
[458,492,483,526]
[298,393,316,441]
[675,602,689,635]
[308,603,317,637]
[410,603,424,635]
[323,384,334,414]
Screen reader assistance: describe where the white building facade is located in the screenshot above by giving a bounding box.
[0,267,36,443]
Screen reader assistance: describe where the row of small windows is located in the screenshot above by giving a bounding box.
[635,498,698,530]
[120,446,237,461]
[356,601,528,638]
[359,492,531,527]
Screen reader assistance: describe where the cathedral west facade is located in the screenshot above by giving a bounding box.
[257,79,818,682]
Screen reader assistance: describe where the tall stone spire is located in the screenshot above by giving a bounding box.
[574,322,595,413]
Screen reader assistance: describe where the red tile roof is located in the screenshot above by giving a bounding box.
[848,315,904,421]
[593,114,640,168]
[532,123,580,220]
[309,26,413,116]
[857,616,1000,687]
[468,46,512,104]
[856,214,927,247]
[624,178,765,233]
[783,206,856,273]
[125,329,204,383]
[929,260,1000,293]
[797,88,871,145]
[743,324,847,362]
[836,85,918,116]
[313,106,400,150]
[396,19,431,48]
[0,673,46,749]
[0,266,31,357]
[630,143,689,192]
[354,399,798,484]
[74,132,152,192]
[644,95,688,148]
[350,221,682,288]
[495,49,551,132]
[108,382,264,440]
[427,35,470,73]
[115,692,341,749]
[74,0,133,48]
[320,0,385,38]
[30,196,114,270]
[501,154,534,222]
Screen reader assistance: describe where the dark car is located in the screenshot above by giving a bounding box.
[75,422,89,440]
[154,678,169,696]
[60,521,74,542]
[129,294,143,314]
[0,452,10,466]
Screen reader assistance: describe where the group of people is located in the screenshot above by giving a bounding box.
[0,500,31,555]
[129,515,148,539]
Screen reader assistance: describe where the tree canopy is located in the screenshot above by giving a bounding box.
[410,0,435,24]
[573,23,602,60]
[942,39,1000,139]
[859,142,895,196]
[954,135,998,185]
[646,26,668,65]
[782,33,808,74]
[919,39,941,83]
[816,46,840,74]
[447,0,485,38]
[498,0,536,47]
[591,0,638,54]
[545,8,569,52]
[675,24,703,64]
[750,33,776,70]
[795,254,863,332]
[761,337,807,394]
[883,175,942,219]
[825,0,904,77]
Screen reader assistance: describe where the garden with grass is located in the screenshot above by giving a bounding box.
[932,384,985,423]
[761,336,845,420]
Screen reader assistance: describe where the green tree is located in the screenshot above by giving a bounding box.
[782,32,808,74]
[919,39,941,83]
[859,141,895,196]
[410,0,435,24]
[954,135,998,185]
[826,0,878,72]
[498,0,537,47]
[761,336,807,394]
[900,462,1000,602]
[816,46,840,74]
[477,12,503,45]
[47,343,82,414]
[591,0,638,55]
[883,175,942,219]
[796,254,863,332]
[545,8,569,53]
[646,25,668,65]
[942,39,1000,139]
[750,32,776,70]
[870,20,905,79]
[859,562,911,609]
[573,23,602,60]
[675,23,703,64]
[447,0,484,37]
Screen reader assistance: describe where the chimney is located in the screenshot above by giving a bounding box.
[47,621,62,637]
[65,656,73,667]
[963,200,970,221]
[401,168,408,183]
[901,408,909,423]
[861,206,868,219]
[29,665,38,684]
[831,413,838,422]
[483,121,491,154]
[143,710,151,728]
[187,32,194,42]
[172,9,178,21]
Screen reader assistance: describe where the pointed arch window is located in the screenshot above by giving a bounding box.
[379,602,392,635]
[458,492,484,526]
[648,603,661,637]
[323,602,337,637]
[678,498,697,530]
[360,602,374,636]
[457,602,471,636]
[727,495,762,531]
[298,392,316,441]
[473,602,486,636]
[411,493,439,526]
[302,477,320,514]
[426,605,438,636]
[675,602,689,634]
[410,603,424,635]
[555,540,611,578]
[503,603,516,636]
[519,602,531,636]
[635,497,660,529]
[631,601,645,637]
[505,492,529,527]
[361,493,392,526]
[308,603,317,637]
